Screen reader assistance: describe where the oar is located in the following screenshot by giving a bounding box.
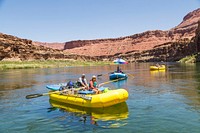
[126,73,134,78]
[26,90,66,99]
[97,72,112,77]
[99,78,125,86]
[26,87,84,99]
[26,78,124,100]
[97,73,110,77]
[97,74,103,77]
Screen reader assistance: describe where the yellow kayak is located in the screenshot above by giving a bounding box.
[150,65,166,70]
[49,100,129,121]
[49,88,128,108]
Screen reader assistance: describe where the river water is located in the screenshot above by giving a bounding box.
[0,63,200,133]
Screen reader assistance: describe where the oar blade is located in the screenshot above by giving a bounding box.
[26,94,43,99]
[97,74,102,77]
[127,73,134,78]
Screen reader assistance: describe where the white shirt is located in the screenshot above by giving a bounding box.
[78,77,88,86]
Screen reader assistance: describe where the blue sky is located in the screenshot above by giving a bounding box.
[0,0,199,42]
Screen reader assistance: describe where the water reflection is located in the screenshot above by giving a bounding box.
[111,79,128,89]
[1,63,200,132]
[150,70,166,77]
[49,100,129,128]
[0,68,68,90]
[169,63,200,110]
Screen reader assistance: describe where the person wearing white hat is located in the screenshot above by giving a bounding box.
[89,75,100,94]
[77,74,88,89]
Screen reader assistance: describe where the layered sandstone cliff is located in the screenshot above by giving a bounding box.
[62,8,200,57]
[196,21,200,51]
[33,41,65,50]
[104,20,200,62]
[172,8,200,38]
[1,8,200,62]
[0,33,95,61]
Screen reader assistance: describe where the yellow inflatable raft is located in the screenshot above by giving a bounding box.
[150,65,166,70]
[49,89,128,108]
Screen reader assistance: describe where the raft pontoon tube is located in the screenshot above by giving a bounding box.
[49,88,128,108]
[150,65,166,70]
[109,72,128,80]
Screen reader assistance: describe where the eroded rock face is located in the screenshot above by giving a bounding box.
[98,20,200,62]
[62,8,200,57]
[1,8,200,62]
[63,30,171,56]
[171,8,200,39]
[195,21,200,52]
[121,41,197,62]
[33,41,65,50]
[0,33,95,61]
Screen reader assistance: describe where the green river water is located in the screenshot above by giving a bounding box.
[0,63,200,133]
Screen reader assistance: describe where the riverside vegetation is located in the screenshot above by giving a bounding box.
[178,53,200,63]
[0,60,111,69]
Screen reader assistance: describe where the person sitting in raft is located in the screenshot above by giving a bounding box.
[77,74,89,90]
[89,75,100,94]
[116,66,123,73]
[155,63,161,67]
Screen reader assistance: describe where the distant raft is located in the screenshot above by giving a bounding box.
[109,72,128,80]
[150,65,166,70]
[49,88,129,108]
